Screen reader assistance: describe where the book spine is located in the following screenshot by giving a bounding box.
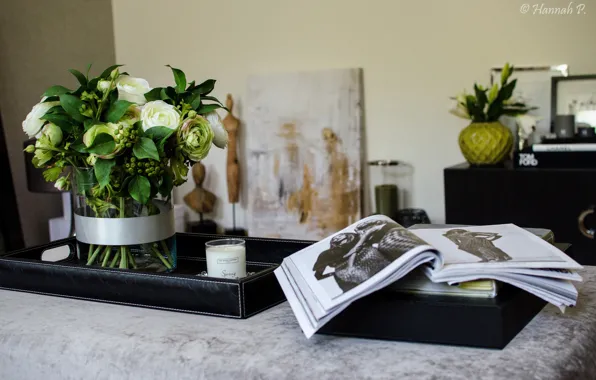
[533,143,596,152]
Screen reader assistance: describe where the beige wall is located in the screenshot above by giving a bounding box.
[112,0,596,232]
[0,0,115,246]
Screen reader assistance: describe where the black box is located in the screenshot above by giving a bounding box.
[318,284,546,349]
[0,233,310,319]
[318,243,571,349]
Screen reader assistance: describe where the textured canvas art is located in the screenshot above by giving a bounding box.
[246,68,363,240]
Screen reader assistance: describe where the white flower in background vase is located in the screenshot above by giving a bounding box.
[116,76,151,105]
[205,111,228,148]
[140,100,181,131]
[22,101,60,138]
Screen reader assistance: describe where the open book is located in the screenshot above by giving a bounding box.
[274,215,583,338]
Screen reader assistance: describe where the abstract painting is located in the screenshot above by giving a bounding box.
[246,68,363,240]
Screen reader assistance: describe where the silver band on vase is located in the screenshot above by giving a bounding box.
[74,200,175,246]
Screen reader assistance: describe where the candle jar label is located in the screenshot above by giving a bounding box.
[217,257,240,264]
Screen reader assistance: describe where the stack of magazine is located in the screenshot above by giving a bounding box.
[274,215,583,338]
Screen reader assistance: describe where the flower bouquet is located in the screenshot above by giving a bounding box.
[22,64,228,272]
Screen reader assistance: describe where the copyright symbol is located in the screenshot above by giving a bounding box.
[520,3,530,13]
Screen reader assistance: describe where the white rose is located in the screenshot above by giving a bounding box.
[140,100,181,131]
[22,101,60,138]
[204,111,228,148]
[116,76,151,105]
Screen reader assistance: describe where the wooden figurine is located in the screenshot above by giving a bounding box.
[183,162,218,233]
[223,94,240,204]
[222,94,246,236]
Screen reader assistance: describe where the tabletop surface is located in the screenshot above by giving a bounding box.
[1,268,595,380]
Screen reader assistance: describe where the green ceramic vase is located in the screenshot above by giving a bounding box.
[458,122,513,165]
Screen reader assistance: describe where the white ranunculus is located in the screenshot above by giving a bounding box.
[204,111,228,148]
[141,100,181,131]
[116,76,151,105]
[22,101,60,138]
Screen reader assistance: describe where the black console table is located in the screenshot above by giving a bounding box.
[444,162,596,265]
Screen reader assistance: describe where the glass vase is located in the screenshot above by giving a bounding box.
[72,167,176,272]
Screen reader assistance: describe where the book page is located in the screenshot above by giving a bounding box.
[287,214,436,310]
[410,224,583,271]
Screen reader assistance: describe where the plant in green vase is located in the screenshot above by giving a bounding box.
[22,64,228,272]
[449,63,537,165]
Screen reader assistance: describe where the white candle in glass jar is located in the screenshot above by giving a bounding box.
[205,239,246,279]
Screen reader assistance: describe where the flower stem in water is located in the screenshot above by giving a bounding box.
[110,251,120,268]
[151,245,172,270]
[119,246,127,269]
[160,240,173,265]
[88,244,95,261]
[101,246,112,267]
[86,245,103,266]
[127,247,137,269]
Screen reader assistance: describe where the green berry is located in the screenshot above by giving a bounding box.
[137,169,142,174]
[130,157,136,163]
[126,143,132,148]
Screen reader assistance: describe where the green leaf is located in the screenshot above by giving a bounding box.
[161,87,177,102]
[94,158,115,188]
[71,142,87,153]
[191,94,202,110]
[144,87,162,102]
[133,137,159,161]
[100,64,123,79]
[114,176,133,197]
[69,69,88,86]
[166,65,186,93]
[474,84,488,117]
[499,79,517,101]
[194,79,216,95]
[87,133,115,155]
[86,63,93,79]
[201,95,224,107]
[88,78,99,91]
[46,105,65,114]
[465,95,484,122]
[109,88,118,105]
[106,100,134,123]
[144,126,174,146]
[197,103,223,114]
[42,167,63,182]
[42,96,60,103]
[59,94,86,122]
[84,119,99,131]
[159,170,174,198]
[128,175,151,204]
[487,84,499,104]
[43,85,72,97]
[186,80,196,91]
[40,113,74,133]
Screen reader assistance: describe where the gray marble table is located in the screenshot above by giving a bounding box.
[1,268,596,380]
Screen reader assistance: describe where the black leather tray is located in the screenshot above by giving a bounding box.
[0,233,312,319]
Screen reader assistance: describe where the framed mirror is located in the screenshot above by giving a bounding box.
[490,64,569,135]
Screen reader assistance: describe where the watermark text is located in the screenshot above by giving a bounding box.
[520,2,586,15]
